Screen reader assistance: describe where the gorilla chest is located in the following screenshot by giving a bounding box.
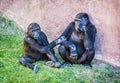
[70,31,84,43]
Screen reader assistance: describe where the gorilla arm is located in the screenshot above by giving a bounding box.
[46,22,74,49]
[25,36,46,53]
[77,26,96,64]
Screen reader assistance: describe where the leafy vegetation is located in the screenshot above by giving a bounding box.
[0,16,120,83]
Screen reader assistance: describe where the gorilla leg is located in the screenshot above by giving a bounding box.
[45,49,61,68]
[46,49,58,62]
[62,41,77,60]
[77,48,95,69]
[85,48,95,64]
[19,56,40,73]
[19,57,35,69]
[58,45,71,62]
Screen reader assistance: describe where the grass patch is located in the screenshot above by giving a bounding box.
[0,16,120,83]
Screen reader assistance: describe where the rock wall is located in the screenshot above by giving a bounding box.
[0,0,120,67]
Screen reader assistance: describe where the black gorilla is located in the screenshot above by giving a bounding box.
[19,23,60,73]
[47,13,97,68]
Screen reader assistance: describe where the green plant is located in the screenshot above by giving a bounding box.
[0,16,120,83]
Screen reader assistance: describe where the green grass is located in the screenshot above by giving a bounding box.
[0,16,120,83]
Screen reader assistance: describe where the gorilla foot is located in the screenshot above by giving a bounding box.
[33,65,40,74]
[46,61,61,68]
[82,63,92,69]
[61,62,72,67]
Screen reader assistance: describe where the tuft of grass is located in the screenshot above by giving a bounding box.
[0,16,120,83]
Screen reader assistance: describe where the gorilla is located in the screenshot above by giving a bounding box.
[47,13,97,68]
[19,23,60,73]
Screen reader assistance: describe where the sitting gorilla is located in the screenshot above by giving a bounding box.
[47,13,97,68]
[19,23,60,73]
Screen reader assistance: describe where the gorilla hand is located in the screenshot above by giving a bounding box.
[79,25,88,32]
[70,51,78,60]
[46,61,61,68]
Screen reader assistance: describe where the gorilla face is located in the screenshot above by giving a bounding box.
[27,23,41,39]
[75,17,88,32]
[31,29,40,39]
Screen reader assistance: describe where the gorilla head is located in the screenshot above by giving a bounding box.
[74,13,89,32]
[27,23,41,39]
